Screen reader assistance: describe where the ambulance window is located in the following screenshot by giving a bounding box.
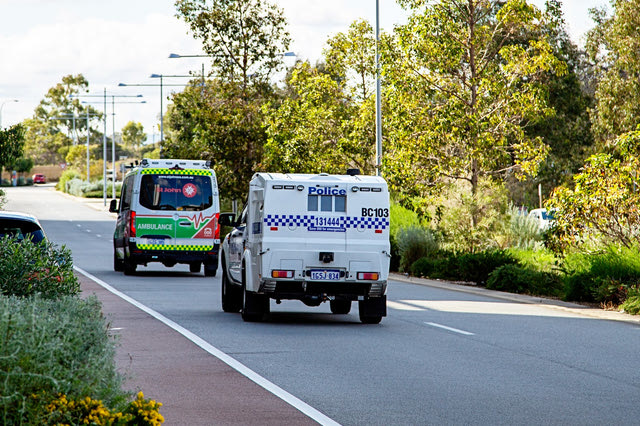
[139,174,213,211]
[308,195,318,211]
[334,195,346,212]
[321,195,332,212]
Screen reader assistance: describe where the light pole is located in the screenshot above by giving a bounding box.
[118,81,186,144]
[375,0,382,177]
[70,92,143,205]
[0,99,18,128]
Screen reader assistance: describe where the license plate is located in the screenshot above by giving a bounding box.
[310,270,340,280]
[148,238,165,245]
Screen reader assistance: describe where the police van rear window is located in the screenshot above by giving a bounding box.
[139,175,213,211]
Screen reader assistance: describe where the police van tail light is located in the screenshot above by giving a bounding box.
[357,272,379,281]
[271,270,294,278]
[129,210,136,237]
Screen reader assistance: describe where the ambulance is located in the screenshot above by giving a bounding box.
[110,158,221,276]
[219,170,390,323]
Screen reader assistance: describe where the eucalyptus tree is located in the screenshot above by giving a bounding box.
[586,0,640,145]
[384,0,566,225]
[175,0,291,93]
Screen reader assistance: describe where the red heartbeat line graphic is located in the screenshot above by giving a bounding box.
[182,212,215,229]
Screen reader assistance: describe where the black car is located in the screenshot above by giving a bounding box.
[0,211,47,243]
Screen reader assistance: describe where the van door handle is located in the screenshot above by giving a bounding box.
[178,221,191,226]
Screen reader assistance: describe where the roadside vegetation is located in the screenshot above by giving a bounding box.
[0,233,164,425]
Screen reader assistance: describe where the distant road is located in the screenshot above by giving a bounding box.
[5,185,640,425]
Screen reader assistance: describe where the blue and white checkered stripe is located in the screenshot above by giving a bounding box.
[264,214,389,230]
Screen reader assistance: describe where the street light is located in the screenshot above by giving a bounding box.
[375,0,382,177]
[0,99,18,128]
[70,92,143,205]
[118,81,188,143]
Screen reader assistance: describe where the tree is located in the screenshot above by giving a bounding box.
[163,80,268,200]
[175,0,291,92]
[0,124,26,179]
[121,121,147,158]
[323,19,377,102]
[384,0,566,225]
[586,0,640,145]
[262,62,374,175]
[548,128,640,250]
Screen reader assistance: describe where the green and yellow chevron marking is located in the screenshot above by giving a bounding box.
[141,168,212,176]
[136,243,214,251]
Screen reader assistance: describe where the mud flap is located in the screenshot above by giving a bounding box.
[359,295,387,317]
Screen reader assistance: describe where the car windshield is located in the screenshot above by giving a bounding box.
[0,219,46,243]
[139,174,213,211]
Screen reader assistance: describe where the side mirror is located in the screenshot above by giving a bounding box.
[218,212,236,227]
[109,199,118,213]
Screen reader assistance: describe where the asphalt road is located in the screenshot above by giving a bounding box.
[5,185,640,425]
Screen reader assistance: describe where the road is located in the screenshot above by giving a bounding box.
[5,185,640,425]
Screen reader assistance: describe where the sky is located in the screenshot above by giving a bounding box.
[0,0,608,144]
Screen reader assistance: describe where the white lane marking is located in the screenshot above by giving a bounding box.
[74,266,340,426]
[425,322,475,336]
[387,301,426,311]
[96,235,102,238]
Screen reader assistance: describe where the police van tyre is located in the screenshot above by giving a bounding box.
[189,262,201,273]
[221,267,242,313]
[358,296,386,324]
[330,299,352,315]
[113,251,124,272]
[241,268,269,322]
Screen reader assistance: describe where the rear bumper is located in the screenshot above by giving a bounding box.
[127,242,219,265]
[258,279,386,300]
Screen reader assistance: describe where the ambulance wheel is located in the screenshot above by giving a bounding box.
[113,251,124,272]
[241,274,268,322]
[330,300,351,315]
[189,262,201,273]
[204,262,217,277]
[221,268,242,313]
[123,257,137,275]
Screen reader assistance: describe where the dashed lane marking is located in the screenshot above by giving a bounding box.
[425,322,475,336]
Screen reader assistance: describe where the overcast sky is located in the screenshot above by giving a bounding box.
[0,0,607,142]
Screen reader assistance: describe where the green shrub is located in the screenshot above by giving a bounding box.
[0,295,128,424]
[56,169,81,192]
[620,287,640,315]
[561,246,640,303]
[397,225,438,272]
[505,206,543,250]
[487,264,562,297]
[390,203,423,272]
[454,250,518,285]
[0,236,79,298]
[0,188,5,209]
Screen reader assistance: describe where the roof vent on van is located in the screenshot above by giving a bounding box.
[346,168,360,176]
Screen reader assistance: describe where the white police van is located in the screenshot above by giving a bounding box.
[219,170,390,323]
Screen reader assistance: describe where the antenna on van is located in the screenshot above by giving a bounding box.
[346,168,360,176]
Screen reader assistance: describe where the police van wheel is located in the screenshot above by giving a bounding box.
[123,258,137,275]
[189,262,201,273]
[113,251,124,272]
[330,300,351,315]
[241,282,268,322]
[221,269,242,313]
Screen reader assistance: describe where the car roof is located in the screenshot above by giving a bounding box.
[0,211,42,224]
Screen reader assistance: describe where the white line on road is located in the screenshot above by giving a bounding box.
[425,322,475,336]
[387,300,426,311]
[74,266,341,426]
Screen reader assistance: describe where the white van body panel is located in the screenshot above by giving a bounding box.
[243,173,390,295]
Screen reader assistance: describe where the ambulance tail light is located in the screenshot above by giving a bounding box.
[271,270,294,278]
[213,212,220,240]
[129,210,136,237]
[357,272,379,281]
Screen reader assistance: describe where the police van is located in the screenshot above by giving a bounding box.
[110,158,221,276]
[219,170,390,323]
